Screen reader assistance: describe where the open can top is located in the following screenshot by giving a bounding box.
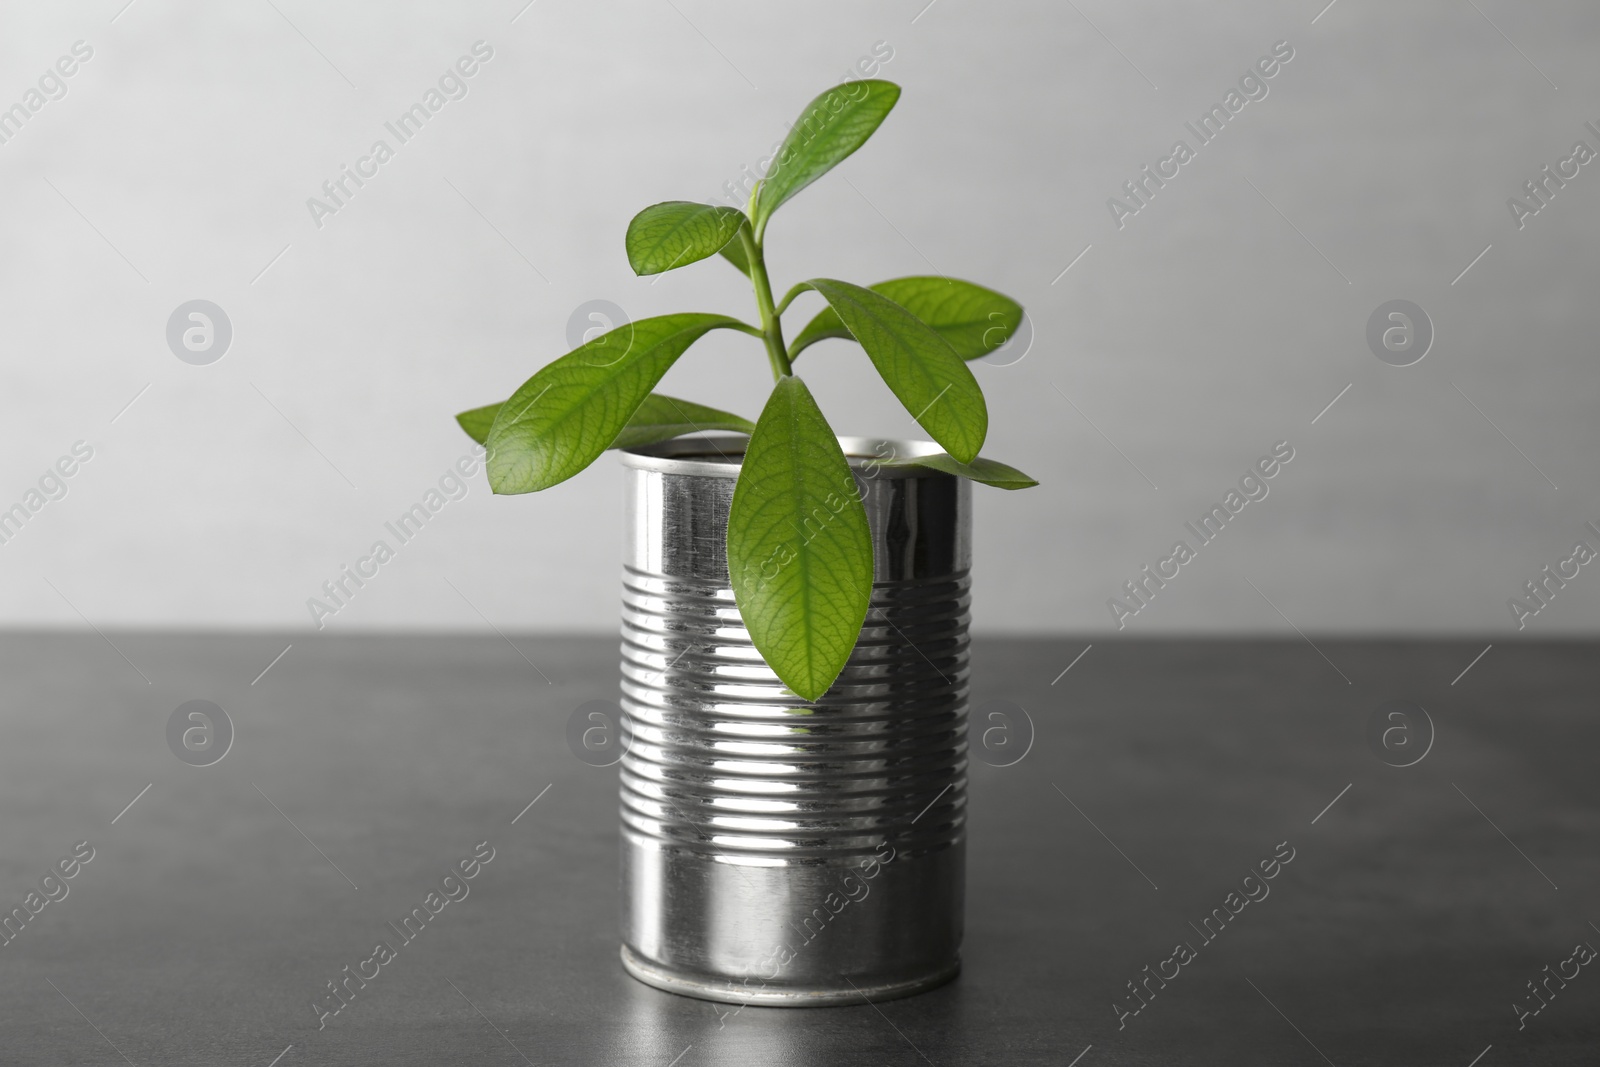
[618,434,952,480]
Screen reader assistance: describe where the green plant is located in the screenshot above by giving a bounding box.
[456,79,1035,700]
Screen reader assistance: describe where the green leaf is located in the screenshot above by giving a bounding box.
[625,201,748,276]
[611,393,755,450]
[790,277,1024,361]
[727,375,873,702]
[754,80,901,236]
[886,452,1039,489]
[796,278,987,463]
[485,313,743,494]
[457,393,753,451]
[455,403,500,445]
[718,219,752,275]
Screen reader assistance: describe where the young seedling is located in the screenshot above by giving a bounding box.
[457,79,1036,700]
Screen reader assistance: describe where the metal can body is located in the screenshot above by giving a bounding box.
[617,436,970,1006]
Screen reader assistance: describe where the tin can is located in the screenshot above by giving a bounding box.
[617,435,969,1006]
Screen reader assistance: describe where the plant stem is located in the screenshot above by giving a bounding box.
[725,320,768,340]
[773,283,805,318]
[740,226,791,381]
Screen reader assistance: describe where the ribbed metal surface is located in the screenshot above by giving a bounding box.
[616,436,970,1005]
[620,569,970,858]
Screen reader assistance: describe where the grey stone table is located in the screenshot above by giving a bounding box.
[3,633,1597,1065]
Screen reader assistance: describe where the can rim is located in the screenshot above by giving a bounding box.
[618,435,949,480]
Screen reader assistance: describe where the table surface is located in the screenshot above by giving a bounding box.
[2,633,1597,1066]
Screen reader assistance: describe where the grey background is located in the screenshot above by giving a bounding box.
[1,0,1596,636]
